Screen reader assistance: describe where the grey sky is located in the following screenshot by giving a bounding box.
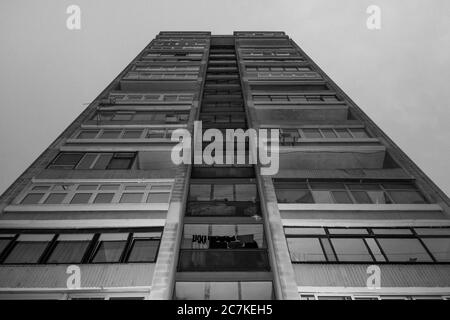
[0,0,449,195]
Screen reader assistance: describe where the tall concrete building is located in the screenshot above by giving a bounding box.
[0,31,449,300]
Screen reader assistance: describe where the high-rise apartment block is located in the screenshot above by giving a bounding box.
[0,31,449,300]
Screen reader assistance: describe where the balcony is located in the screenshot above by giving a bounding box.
[186,201,260,217]
[178,249,270,272]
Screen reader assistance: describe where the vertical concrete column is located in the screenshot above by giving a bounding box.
[260,175,299,300]
[149,165,189,300]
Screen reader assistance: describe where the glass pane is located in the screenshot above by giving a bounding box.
[77,130,98,139]
[92,154,113,170]
[331,191,353,204]
[93,193,115,204]
[365,238,386,262]
[122,130,143,139]
[77,185,98,191]
[147,130,166,138]
[414,228,450,236]
[147,193,170,203]
[107,158,132,169]
[312,190,333,203]
[21,193,45,204]
[99,184,120,191]
[335,129,352,138]
[189,185,210,201]
[0,239,12,256]
[47,241,90,263]
[4,242,48,263]
[321,129,337,138]
[350,128,369,138]
[70,193,92,204]
[99,130,121,139]
[367,191,392,204]
[53,153,84,166]
[287,238,326,262]
[328,228,368,235]
[235,184,257,201]
[127,240,159,262]
[351,191,372,204]
[422,238,450,262]
[387,191,426,204]
[276,189,314,203]
[378,238,432,262]
[175,282,205,300]
[331,238,373,262]
[213,185,233,201]
[372,228,412,235]
[320,238,337,262]
[92,241,126,263]
[302,129,322,138]
[119,193,144,203]
[43,193,67,204]
[75,154,98,170]
[112,113,133,121]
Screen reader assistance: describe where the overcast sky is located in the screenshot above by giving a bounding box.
[0,0,449,196]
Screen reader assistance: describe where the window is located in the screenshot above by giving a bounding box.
[3,234,53,264]
[0,235,14,257]
[330,238,372,262]
[175,281,273,300]
[47,234,93,263]
[127,233,160,262]
[287,238,326,262]
[92,233,128,263]
[377,238,432,262]
[274,181,427,205]
[18,182,173,206]
[285,227,450,263]
[189,183,257,202]
[48,152,136,170]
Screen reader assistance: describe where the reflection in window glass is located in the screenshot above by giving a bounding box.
[127,239,159,262]
[377,238,432,262]
[276,189,314,203]
[119,193,144,203]
[93,193,115,204]
[331,191,352,204]
[331,238,373,262]
[189,185,210,201]
[47,240,90,263]
[70,193,92,204]
[422,238,450,262]
[147,193,170,203]
[4,235,53,264]
[92,236,127,263]
[351,191,372,204]
[213,185,233,201]
[43,193,67,204]
[287,238,326,262]
[387,191,426,204]
[21,193,44,204]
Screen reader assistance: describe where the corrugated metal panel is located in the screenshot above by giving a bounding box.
[293,264,450,288]
[0,264,155,289]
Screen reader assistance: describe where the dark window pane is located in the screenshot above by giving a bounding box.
[351,191,372,204]
[287,238,326,262]
[119,193,144,203]
[310,182,345,190]
[112,113,133,121]
[99,130,121,139]
[5,242,48,264]
[51,153,83,168]
[122,130,143,139]
[43,193,67,204]
[422,238,450,262]
[189,185,211,201]
[213,185,233,201]
[0,239,12,256]
[147,193,170,203]
[276,189,314,203]
[93,193,114,204]
[235,184,257,201]
[331,191,353,203]
[107,154,134,169]
[70,193,92,204]
[77,130,98,139]
[127,239,159,262]
[92,241,126,263]
[331,238,373,262]
[387,191,426,204]
[21,193,45,204]
[47,241,90,263]
[92,154,113,170]
[378,238,432,262]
